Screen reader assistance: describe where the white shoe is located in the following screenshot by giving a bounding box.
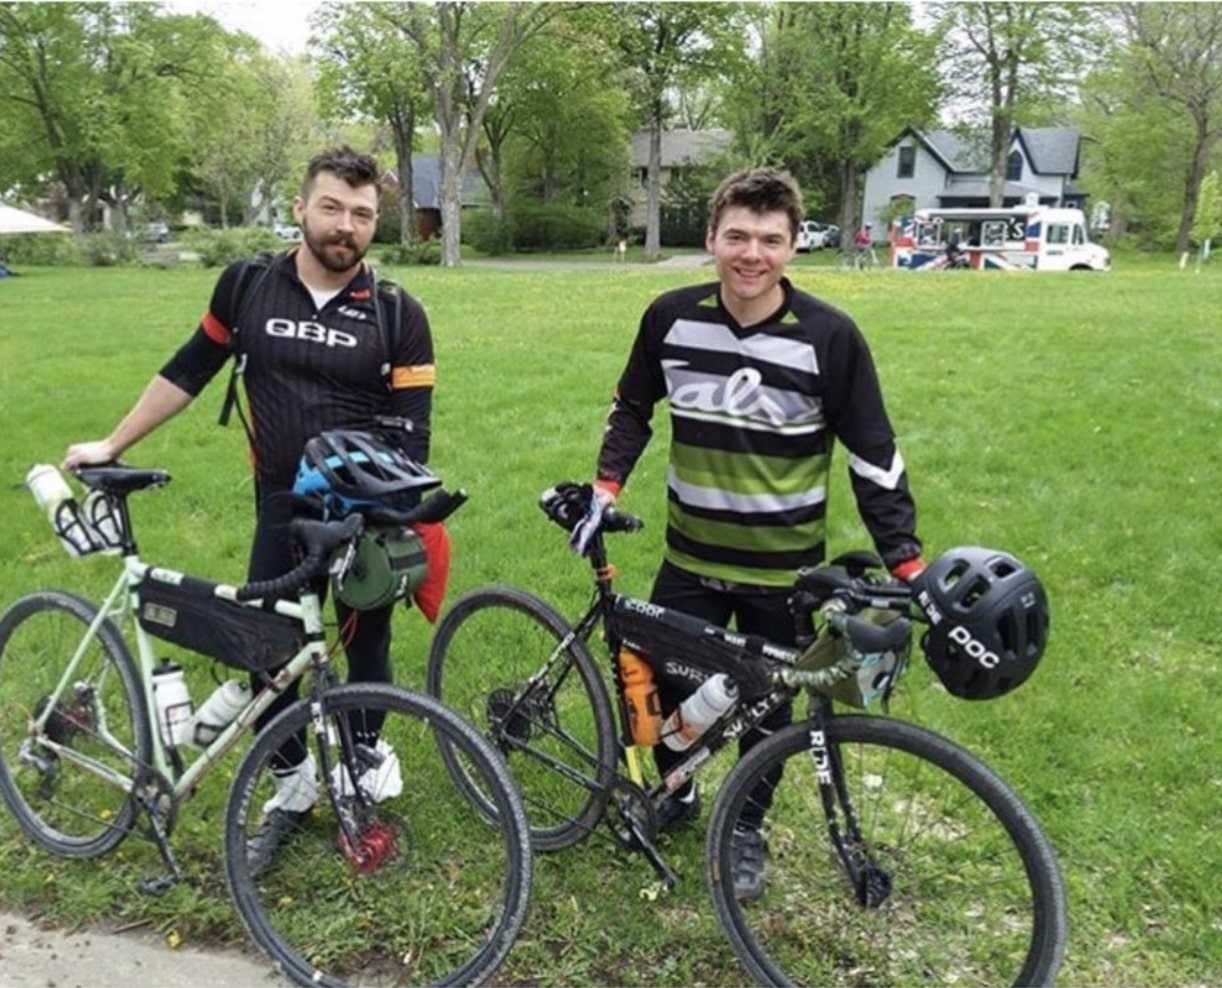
[331,739,402,803]
[261,753,319,815]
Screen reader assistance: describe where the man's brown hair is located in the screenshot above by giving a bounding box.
[707,168,804,242]
[301,145,381,200]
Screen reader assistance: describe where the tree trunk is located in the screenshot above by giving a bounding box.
[67,197,84,235]
[990,115,1009,208]
[645,110,663,260]
[1177,117,1216,254]
[839,159,859,244]
[391,106,417,246]
[439,139,463,267]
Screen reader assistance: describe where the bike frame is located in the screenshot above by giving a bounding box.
[30,548,331,804]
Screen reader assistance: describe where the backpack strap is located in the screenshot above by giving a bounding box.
[218,252,278,440]
[370,266,404,393]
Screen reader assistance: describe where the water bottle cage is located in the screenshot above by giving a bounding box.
[47,491,126,558]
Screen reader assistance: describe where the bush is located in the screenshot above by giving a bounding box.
[507,203,604,251]
[185,227,284,267]
[463,209,514,255]
[77,232,141,267]
[378,239,441,266]
[0,234,81,266]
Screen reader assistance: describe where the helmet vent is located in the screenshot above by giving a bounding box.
[960,576,990,608]
[941,559,970,589]
[990,558,1019,578]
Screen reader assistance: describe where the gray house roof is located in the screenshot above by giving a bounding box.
[386,155,488,209]
[1015,128,1080,176]
[915,127,1080,177]
[630,128,732,169]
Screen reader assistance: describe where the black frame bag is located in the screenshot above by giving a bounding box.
[136,575,304,673]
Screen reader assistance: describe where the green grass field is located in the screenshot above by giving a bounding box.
[0,254,1218,985]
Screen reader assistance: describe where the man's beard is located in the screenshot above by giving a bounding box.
[300,218,367,273]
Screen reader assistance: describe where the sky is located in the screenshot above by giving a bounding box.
[164,0,321,55]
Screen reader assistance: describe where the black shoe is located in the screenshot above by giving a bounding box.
[655,786,701,833]
[731,826,768,902]
[246,807,309,877]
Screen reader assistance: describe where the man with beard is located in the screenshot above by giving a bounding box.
[63,146,436,871]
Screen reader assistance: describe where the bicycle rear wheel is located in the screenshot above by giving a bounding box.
[0,591,150,857]
[225,683,532,988]
[707,715,1066,987]
[427,585,617,851]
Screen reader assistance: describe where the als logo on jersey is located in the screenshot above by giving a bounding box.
[265,318,357,349]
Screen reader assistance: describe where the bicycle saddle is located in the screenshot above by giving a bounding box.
[74,464,171,495]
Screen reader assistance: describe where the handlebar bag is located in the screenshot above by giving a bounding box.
[136,574,305,673]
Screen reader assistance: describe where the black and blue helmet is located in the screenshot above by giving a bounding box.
[293,430,439,515]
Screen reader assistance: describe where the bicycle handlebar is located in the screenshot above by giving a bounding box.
[233,489,469,603]
[601,506,643,534]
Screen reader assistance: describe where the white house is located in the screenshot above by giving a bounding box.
[862,127,1087,230]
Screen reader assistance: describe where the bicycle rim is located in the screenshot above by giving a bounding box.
[225,684,532,987]
[0,592,149,856]
[707,716,1066,987]
[427,587,616,852]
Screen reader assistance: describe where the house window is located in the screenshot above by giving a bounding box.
[1006,150,1023,182]
[897,145,915,179]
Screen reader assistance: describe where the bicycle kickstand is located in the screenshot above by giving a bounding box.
[136,794,183,896]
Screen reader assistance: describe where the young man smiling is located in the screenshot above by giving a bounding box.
[579,168,924,900]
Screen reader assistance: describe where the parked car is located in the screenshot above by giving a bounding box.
[796,220,826,252]
[822,223,841,249]
[274,222,303,242]
[142,221,170,244]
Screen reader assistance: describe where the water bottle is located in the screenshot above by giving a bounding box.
[661,674,738,752]
[151,662,194,748]
[25,464,74,522]
[618,647,662,747]
[190,680,251,747]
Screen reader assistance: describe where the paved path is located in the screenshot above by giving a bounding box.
[0,911,288,987]
[463,252,712,272]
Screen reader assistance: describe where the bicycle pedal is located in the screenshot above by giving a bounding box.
[137,873,178,896]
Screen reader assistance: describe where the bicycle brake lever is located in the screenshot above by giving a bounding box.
[330,538,359,586]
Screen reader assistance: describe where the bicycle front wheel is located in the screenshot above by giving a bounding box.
[0,591,151,857]
[427,585,617,851]
[707,715,1066,987]
[225,684,532,988]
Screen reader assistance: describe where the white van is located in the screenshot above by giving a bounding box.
[890,205,1111,272]
[796,220,826,252]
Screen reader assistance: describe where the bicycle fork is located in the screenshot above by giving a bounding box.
[808,706,892,909]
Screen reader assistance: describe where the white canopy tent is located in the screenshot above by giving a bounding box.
[0,204,69,235]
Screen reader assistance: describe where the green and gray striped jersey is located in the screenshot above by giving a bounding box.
[596,279,920,587]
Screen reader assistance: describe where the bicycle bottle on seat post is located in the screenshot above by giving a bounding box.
[618,647,662,747]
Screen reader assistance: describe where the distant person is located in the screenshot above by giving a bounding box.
[570,168,925,902]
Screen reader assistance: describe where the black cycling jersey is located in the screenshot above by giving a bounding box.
[595,278,920,584]
[161,251,434,489]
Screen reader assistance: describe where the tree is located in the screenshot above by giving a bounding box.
[1192,171,1221,257]
[1120,3,1222,254]
[935,2,1095,207]
[498,10,630,212]
[613,3,744,259]
[313,3,430,244]
[0,3,235,230]
[1076,61,1195,246]
[376,2,558,267]
[776,4,940,241]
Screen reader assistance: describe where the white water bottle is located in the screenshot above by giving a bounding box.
[151,662,194,748]
[26,464,74,523]
[190,680,251,747]
[661,674,738,752]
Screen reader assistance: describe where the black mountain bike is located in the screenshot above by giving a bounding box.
[0,464,532,987]
[427,485,1066,987]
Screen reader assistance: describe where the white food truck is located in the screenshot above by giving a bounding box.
[890,203,1111,272]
